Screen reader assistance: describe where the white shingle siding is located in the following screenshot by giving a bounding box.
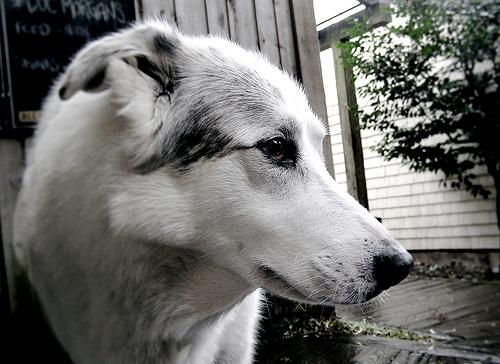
[320,49,500,250]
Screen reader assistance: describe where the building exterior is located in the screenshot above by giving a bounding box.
[319,49,500,251]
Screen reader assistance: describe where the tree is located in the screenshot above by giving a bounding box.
[341,0,500,228]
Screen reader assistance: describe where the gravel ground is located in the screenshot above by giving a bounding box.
[410,259,500,281]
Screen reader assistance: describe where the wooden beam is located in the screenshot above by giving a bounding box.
[254,0,281,67]
[332,44,369,208]
[291,0,335,177]
[274,0,298,76]
[318,1,391,51]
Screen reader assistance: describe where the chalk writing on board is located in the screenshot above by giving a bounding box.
[15,21,52,36]
[2,0,135,127]
[11,0,127,24]
[14,21,93,39]
[21,58,60,72]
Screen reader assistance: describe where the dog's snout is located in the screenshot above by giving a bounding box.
[373,250,413,291]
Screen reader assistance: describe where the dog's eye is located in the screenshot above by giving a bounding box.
[265,138,285,160]
[258,137,296,166]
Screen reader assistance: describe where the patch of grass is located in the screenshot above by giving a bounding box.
[282,316,427,342]
[256,296,429,363]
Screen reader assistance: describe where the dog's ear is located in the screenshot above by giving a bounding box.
[58,27,179,100]
[58,31,134,100]
[58,23,184,170]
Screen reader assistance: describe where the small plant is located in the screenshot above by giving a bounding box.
[282,316,427,342]
[256,295,428,362]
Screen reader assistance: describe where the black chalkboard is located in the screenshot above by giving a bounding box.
[0,0,136,129]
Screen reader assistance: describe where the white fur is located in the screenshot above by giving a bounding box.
[13,20,412,363]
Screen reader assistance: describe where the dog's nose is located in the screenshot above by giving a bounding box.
[373,250,413,291]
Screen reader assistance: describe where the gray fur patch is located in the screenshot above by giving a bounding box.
[137,41,287,173]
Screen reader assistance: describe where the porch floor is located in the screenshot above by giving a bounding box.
[335,276,500,363]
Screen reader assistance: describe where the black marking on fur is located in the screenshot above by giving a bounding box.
[175,101,232,166]
[154,33,177,56]
[135,55,177,100]
[157,79,175,99]
[58,85,67,99]
[135,99,233,173]
[134,52,291,174]
[83,68,106,91]
[174,125,233,167]
[136,143,251,174]
[136,56,165,85]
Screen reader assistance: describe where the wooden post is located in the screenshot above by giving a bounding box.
[318,1,391,208]
[274,0,298,76]
[332,43,369,209]
[291,0,335,177]
[0,139,23,313]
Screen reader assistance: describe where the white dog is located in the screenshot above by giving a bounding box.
[13,20,413,364]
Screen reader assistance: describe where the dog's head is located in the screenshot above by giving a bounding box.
[59,20,412,305]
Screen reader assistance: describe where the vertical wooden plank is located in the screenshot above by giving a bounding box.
[0,139,23,313]
[206,0,230,36]
[274,0,297,76]
[134,0,143,19]
[254,0,281,66]
[140,0,176,23]
[176,0,208,35]
[226,0,259,50]
[332,44,369,208]
[489,252,500,273]
[290,0,334,177]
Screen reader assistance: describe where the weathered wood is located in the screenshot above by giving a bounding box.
[0,139,23,313]
[332,43,369,208]
[273,0,297,76]
[24,136,34,159]
[134,0,143,20]
[141,0,176,22]
[290,0,335,177]
[226,0,260,50]
[337,277,500,361]
[176,0,208,35]
[489,252,500,273]
[254,0,281,66]
[354,335,500,364]
[206,0,230,36]
[318,1,391,50]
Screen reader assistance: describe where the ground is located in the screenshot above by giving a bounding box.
[257,275,500,363]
